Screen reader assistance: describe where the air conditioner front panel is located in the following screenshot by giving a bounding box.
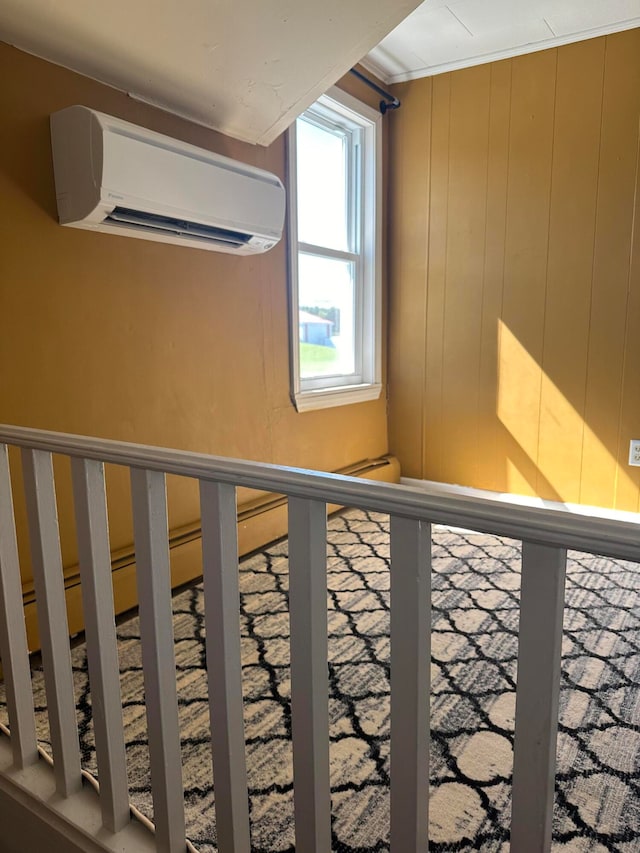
[101,131,282,239]
[50,106,285,253]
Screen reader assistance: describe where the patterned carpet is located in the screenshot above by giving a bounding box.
[1,508,639,851]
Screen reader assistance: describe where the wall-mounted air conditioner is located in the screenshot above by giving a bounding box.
[50,105,285,254]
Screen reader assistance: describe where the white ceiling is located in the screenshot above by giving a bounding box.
[0,0,422,146]
[363,0,640,83]
[2,2,638,145]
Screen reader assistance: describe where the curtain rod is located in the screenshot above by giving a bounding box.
[349,68,401,114]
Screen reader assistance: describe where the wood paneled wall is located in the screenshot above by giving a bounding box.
[388,31,640,511]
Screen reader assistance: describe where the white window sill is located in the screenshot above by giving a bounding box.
[293,383,382,413]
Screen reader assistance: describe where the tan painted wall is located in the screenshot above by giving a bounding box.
[0,44,389,597]
[388,31,640,511]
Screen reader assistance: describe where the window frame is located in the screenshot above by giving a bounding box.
[287,86,382,413]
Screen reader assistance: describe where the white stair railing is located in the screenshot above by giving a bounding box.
[511,542,568,851]
[288,497,331,853]
[22,447,83,798]
[200,480,251,853]
[0,443,38,770]
[389,515,431,852]
[0,424,638,853]
[130,467,186,853]
[71,456,130,832]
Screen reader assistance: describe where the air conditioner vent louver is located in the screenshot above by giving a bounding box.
[50,106,285,255]
[106,207,252,247]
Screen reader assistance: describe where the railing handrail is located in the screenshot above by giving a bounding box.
[1,424,639,562]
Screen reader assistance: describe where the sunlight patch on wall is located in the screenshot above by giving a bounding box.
[496,319,634,502]
[496,319,544,494]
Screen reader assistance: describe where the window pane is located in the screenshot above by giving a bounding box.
[296,117,349,251]
[298,253,355,379]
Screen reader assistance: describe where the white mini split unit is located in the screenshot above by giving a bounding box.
[50,105,286,254]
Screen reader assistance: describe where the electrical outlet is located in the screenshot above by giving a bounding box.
[629,440,640,467]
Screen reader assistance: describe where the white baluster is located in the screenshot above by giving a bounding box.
[0,444,37,768]
[511,541,567,852]
[130,467,185,853]
[390,514,431,852]
[200,480,250,853]
[71,457,130,832]
[288,497,331,853]
[21,448,82,796]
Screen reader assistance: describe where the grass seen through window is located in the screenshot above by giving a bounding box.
[299,342,340,376]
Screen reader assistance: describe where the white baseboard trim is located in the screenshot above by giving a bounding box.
[401,478,640,525]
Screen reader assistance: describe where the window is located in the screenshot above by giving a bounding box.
[287,87,382,412]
